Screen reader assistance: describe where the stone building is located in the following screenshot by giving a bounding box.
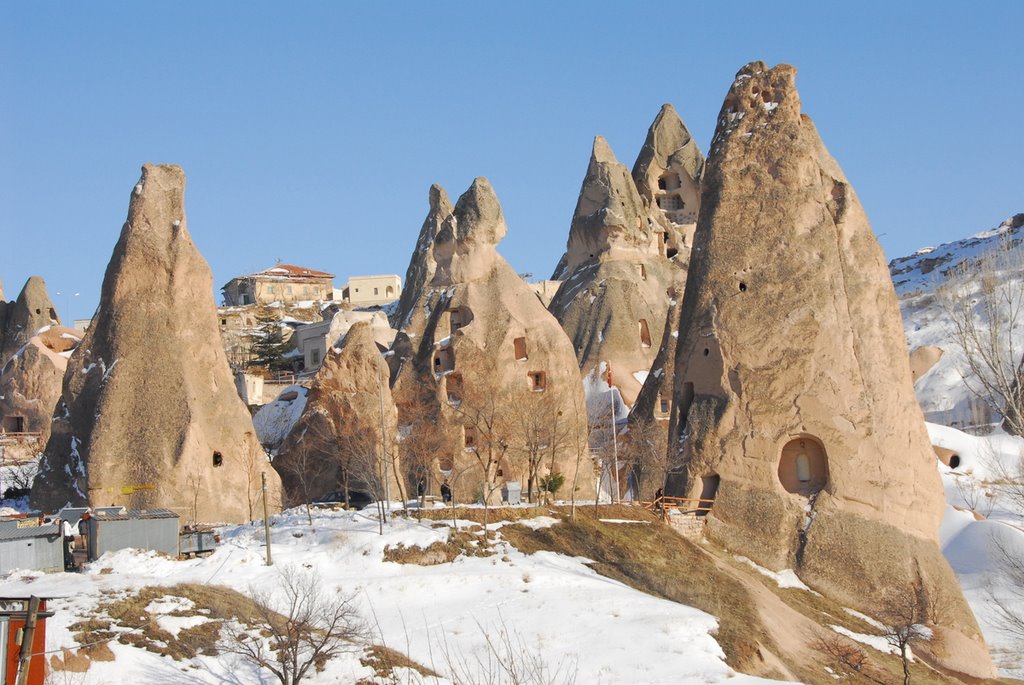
[338,274,402,307]
[221,264,335,306]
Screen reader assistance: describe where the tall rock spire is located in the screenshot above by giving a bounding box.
[667,62,993,678]
[632,103,704,268]
[0,276,60,364]
[549,130,692,408]
[31,164,281,522]
[391,178,595,503]
[392,184,453,333]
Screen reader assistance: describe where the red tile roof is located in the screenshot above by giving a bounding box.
[256,264,335,279]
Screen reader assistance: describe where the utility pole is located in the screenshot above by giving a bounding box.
[608,363,620,503]
[379,364,391,517]
[15,595,41,685]
[261,472,273,566]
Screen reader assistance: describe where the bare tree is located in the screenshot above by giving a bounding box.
[436,616,578,685]
[238,443,272,523]
[937,236,1024,435]
[445,359,519,539]
[808,629,887,685]
[226,566,366,685]
[878,583,942,685]
[399,397,449,512]
[337,419,392,534]
[278,418,337,525]
[507,392,570,504]
[619,418,668,502]
[986,534,1024,643]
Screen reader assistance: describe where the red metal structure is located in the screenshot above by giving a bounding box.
[1,597,51,685]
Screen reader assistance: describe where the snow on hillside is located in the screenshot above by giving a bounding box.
[892,214,1024,428]
[0,508,785,684]
[932,423,1024,676]
[252,385,308,451]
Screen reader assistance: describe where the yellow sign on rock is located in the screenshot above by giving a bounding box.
[120,485,155,495]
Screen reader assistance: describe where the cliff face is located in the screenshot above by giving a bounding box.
[32,164,280,523]
[666,62,993,678]
[392,178,595,502]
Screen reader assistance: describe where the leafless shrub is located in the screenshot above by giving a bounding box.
[436,616,577,685]
[986,533,1024,644]
[224,566,367,685]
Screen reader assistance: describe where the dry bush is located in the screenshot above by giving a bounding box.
[358,644,439,681]
[383,540,461,566]
[75,583,266,661]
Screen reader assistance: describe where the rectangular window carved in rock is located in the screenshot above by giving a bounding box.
[434,349,454,374]
[464,426,477,450]
[527,371,547,392]
[639,319,652,348]
[513,337,528,361]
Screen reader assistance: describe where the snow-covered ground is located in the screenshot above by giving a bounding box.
[0,506,782,684]
[932,422,1024,676]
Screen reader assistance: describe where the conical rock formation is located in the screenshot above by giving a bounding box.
[0,326,81,447]
[549,136,685,406]
[31,164,280,523]
[275,321,400,505]
[632,103,704,270]
[667,62,992,677]
[391,184,453,333]
[1,276,60,364]
[393,178,594,502]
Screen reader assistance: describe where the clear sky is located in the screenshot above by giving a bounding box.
[1,2,1021,323]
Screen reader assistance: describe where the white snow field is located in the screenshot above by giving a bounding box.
[0,507,783,684]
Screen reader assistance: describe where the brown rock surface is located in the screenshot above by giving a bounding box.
[632,103,704,269]
[909,345,944,384]
[274,320,400,504]
[0,326,81,444]
[666,62,993,677]
[0,276,60,364]
[549,136,685,406]
[31,164,280,522]
[393,178,595,502]
[392,184,453,334]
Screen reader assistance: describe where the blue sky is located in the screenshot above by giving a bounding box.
[1,2,1021,322]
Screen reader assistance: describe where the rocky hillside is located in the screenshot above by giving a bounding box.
[891,213,1024,429]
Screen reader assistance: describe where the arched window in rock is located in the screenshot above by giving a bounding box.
[778,436,829,496]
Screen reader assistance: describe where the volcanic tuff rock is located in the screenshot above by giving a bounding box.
[393,178,594,502]
[275,321,400,504]
[549,135,687,406]
[391,184,453,334]
[666,62,992,678]
[0,326,80,446]
[31,164,281,523]
[0,276,60,364]
[632,103,704,269]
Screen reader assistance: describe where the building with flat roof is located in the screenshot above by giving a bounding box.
[222,264,335,307]
[339,274,401,307]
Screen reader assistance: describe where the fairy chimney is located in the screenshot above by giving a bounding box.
[0,326,81,446]
[666,62,993,678]
[31,164,280,522]
[632,103,705,269]
[393,178,594,503]
[0,276,60,364]
[275,321,400,505]
[391,184,453,334]
[549,135,686,406]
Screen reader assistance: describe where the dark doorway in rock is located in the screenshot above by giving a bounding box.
[677,382,694,436]
[697,474,720,517]
[949,454,961,469]
[213,451,223,467]
[778,436,829,496]
[2,415,26,433]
